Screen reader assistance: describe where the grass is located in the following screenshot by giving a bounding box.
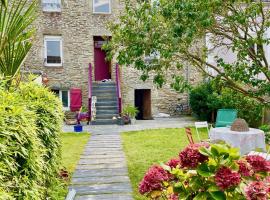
[122,128,208,200]
[54,132,90,199]
[60,132,90,172]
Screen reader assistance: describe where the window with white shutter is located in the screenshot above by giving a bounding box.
[42,0,61,12]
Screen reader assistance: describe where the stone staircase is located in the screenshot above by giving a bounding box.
[91,82,119,125]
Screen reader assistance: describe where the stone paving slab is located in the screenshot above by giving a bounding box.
[75,194,133,200]
[72,176,130,185]
[76,163,127,170]
[79,155,125,159]
[79,158,125,165]
[71,183,132,195]
[72,168,128,178]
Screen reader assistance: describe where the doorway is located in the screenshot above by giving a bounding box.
[135,89,152,120]
[94,36,111,81]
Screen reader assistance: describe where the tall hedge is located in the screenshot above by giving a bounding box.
[19,82,64,196]
[0,89,44,199]
[0,82,64,199]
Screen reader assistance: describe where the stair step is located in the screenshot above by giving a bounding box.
[96,102,118,107]
[96,114,118,119]
[92,93,116,98]
[95,97,118,102]
[96,105,118,109]
[96,110,118,115]
[92,82,116,87]
[91,119,118,125]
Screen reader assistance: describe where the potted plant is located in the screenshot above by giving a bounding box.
[122,105,139,125]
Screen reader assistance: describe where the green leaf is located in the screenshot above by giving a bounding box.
[210,146,219,157]
[209,191,226,200]
[197,163,215,177]
[193,192,209,200]
[199,147,212,157]
[208,185,220,192]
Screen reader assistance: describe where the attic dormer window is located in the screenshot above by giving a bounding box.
[42,0,61,12]
[93,0,111,14]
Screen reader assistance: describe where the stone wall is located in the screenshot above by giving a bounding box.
[24,0,202,116]
[120,65,202,116]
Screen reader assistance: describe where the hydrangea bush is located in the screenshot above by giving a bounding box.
[139,143,270,200]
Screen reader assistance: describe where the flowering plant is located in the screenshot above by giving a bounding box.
[139,142,270,200]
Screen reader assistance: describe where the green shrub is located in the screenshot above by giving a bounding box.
[260,124,270,143]
[18,82,64,197]
[189,81,221,121]
[0,82,64,199]
[0,89,44,199]
[220,89,263,127]
[190,81,263,127]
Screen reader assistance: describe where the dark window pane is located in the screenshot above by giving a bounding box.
[62,91,69,107]
[47,40,61,64]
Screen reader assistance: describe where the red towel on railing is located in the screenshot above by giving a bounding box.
[70,88,82,112]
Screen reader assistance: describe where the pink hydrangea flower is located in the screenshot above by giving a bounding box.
[246,155,270,172]
[245,181,268,200]
[166,158,180,169]
[264,176,270,193]
[179,142,209,168]
[139,165,170,194]
[215,166,241,190]
[237,160,253,177]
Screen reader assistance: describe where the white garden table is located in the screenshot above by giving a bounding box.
[209,127,266,155]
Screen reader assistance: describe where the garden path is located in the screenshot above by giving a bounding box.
[67,117,195,200]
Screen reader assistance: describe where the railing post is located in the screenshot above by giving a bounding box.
[116,64,122,114]
[88,63,92,122]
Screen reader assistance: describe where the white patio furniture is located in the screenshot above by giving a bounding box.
[209,127,266,155]
[195,121,210,141]
[248,151,270,160]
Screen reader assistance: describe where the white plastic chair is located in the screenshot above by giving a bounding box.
[195,121,210,141]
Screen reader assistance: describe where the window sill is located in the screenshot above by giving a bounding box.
[44,64,63,68]
[42,10,62,13]
[93,12,112,15]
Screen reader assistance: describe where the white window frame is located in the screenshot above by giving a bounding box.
[59,90,70,111]
[44,36,63,67]
[93,0,111,14]
[42,0,61,12]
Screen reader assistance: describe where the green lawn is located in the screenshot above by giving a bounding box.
[61,132,90,173]
[122,128,208,200]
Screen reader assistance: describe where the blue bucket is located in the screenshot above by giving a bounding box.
[74,125,83,132]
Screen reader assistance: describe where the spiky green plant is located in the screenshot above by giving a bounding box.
[0,0,37,82]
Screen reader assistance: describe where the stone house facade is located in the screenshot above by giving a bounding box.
[24,0,201,123]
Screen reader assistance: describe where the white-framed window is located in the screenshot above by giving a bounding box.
[42,0,61,12]
[52,90,70,110]
[93,0,111,14]
[44,36,63,67]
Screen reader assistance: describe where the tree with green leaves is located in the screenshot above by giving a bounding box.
[106,0,270,106]
[0,0,37,83]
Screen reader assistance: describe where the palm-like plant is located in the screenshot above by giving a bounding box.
[0,0,37,82]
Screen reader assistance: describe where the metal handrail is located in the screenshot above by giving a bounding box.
[116,64,122,114]
[88,63,92,122]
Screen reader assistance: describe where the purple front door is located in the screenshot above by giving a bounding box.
[94,44,111,81]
